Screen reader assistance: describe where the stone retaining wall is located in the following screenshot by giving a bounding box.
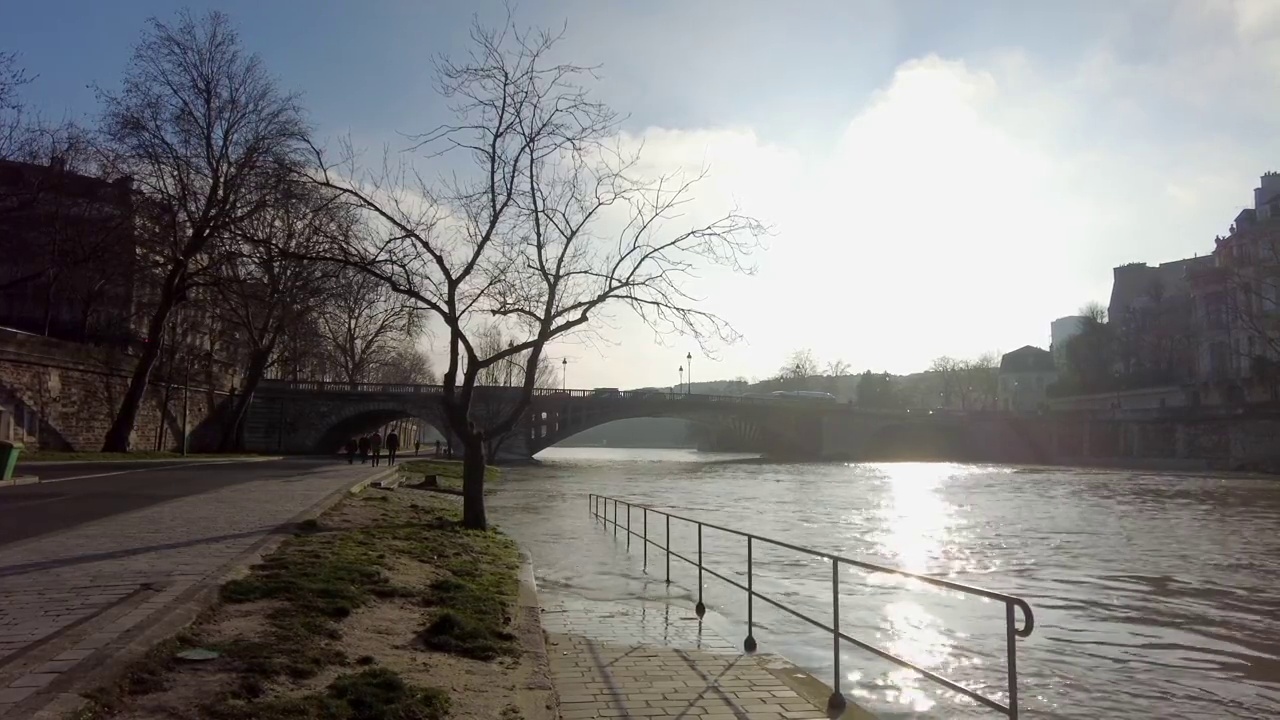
[0,327,233,451]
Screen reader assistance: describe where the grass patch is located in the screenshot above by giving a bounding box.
[205,667,449,720]
[397,459,501,484]
[19,450,263,464]
[81,490,520,718]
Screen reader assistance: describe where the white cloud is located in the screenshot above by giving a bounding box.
[520,3,1280,389]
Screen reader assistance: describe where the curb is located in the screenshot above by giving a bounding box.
[20,465,397,720]
[516,550,557,720]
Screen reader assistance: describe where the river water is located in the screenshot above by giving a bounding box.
[488,447,1280,719]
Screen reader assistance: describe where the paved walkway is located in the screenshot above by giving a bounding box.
[0,460,381,717]
[543,596,831,719]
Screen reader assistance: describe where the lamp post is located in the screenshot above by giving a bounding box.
[505,341,514,387]
[679,365,684,396]
[561,357,567,391]
[686,352,693,395]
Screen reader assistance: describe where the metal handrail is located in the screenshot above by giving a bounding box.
[587,493,1035,718]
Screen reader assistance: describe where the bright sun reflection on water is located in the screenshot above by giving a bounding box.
[872,462,961,575]
[861,463,976,711]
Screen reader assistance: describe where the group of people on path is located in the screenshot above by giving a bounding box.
[344,430,401,466]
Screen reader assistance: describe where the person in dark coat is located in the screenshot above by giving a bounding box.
[370,432,383,467]
[386,431,400,466]
[358,436,370,464]
[344,437,358,464]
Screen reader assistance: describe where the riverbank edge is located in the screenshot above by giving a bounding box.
[515,550,558,720]
[759,655,879,720]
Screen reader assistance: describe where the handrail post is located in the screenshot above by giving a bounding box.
[744,536,757,652]
[695,523,706,617]
[828,559,846,714]
[643,508,648,571]
[613,499,617,537]
[627,503,632,549]
[665,514,671,584]
[1007,602,1019,719]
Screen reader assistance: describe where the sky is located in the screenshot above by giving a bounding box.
[4,0,1280,388]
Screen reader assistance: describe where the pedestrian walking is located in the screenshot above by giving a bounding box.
[434,439,441,457]
[386,430,400,466]
[344,437,357,464]
[370,431,383,467]
[414,439,421,456]
[358,435,370,464]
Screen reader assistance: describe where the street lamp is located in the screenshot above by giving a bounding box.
[679,365,684,396]
[686,352,693,395]
[505,341,514,387]
[561,357,567,391]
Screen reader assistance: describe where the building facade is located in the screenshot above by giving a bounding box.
[1187,174,1280,401]
[0,158,143,344]
[1106,256,1212,385]
[999,345,1057,413]
[1050,315,1086,368]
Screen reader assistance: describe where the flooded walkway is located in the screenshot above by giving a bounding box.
[543,595,849,719]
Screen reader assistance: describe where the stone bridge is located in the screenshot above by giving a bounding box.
[242,380,1034,462]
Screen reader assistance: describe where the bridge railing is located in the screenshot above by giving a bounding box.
[258,380,796,404]
[587,493,1036,718]
[256,380,940,410]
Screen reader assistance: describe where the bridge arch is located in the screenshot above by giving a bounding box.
[315,407,449,454]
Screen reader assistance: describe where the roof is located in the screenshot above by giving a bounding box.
[1108,256,1213,318]
[0,158,131,202]
[999,345,1055,373]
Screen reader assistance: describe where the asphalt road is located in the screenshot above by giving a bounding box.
[0,457,342,548]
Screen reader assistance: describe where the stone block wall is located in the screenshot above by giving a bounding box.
[0,328,233,451]
[1046,412,1280,472]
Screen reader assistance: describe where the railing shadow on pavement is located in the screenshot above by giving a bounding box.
[589,493,1036,719]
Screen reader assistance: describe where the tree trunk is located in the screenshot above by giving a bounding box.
[461,434,487,530]
[102,288,177,452]
[219,346,271,451]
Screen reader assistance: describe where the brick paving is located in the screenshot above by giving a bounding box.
[542,596,830,719]
[0,461,381,717]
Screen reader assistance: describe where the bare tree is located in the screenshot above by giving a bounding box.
[372,338,437,384]
[825,359,851,378]
[270,313,334,380]
[467,324,557,459]
[961,352,1000,410]
[316,267,421,384]
[302,21,765,528]
[95,10,307,451]
[0,51,33,161]
[213,185,342,449]
[928,356,963,407]
[776,349,819,388]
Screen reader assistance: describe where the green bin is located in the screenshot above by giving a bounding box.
[0,441,21,481]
